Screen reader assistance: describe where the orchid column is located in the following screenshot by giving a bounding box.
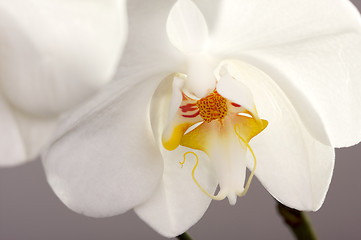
[43,0,361,238]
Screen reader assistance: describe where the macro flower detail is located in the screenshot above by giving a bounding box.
[0,0,127,166]
[162,74,268,204]
[43,0,361,238]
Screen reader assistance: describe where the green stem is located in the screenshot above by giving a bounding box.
[176,232,193,240]
[277,202,318,240]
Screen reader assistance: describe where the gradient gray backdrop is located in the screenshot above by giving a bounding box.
[1,1,361,239]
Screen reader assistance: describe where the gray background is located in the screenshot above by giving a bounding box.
[1,1,361,239]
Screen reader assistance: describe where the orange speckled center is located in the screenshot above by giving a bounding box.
[196,91,228,123]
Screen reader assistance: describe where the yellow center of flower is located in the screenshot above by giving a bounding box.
[162,86,268,204]
[196,91,228,123]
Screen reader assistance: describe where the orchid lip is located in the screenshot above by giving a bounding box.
[162,74,268,204]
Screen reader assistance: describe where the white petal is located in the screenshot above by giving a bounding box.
[223,60,331,146]
[242,32,361,148]
[139,74,217,237]
[202,119,247,205]
[43,75,167,217]
[205,0,361,146]
[0,94,58,167]
[191,0,222,32]
[0,94,25,166]
[161,83,203,151]
[227,61,334,211]
[167,75,185,123]
[167,0,209,54]
[12,108,57,163]
[166,0,216,97]
[216,74,258,118]
[117,0,220,94]
[149,76,175,144]
[210,0,361,56]
[0,0,127,116]
[116,0,182,84]
[135,147,217,238]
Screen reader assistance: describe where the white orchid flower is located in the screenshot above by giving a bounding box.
[0,0,127,166]
[43,0,361,237]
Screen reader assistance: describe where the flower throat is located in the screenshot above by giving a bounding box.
[197,90,227,123]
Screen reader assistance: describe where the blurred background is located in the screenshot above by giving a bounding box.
[1,1,361,239]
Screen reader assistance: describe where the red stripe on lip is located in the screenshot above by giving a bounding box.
[182,111,200,118]
[180,103,198,112]
[231,102,241,107]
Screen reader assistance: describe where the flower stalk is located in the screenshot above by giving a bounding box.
[277,201,318,240]
[176,232,193,240]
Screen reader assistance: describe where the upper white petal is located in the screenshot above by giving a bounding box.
[0,0,127,116]
[227,61,334,211]
[191,0,222,32]
[206,0,361,147]
[167,0,209,54]
[209,0,361,56]
[243,32,361,147]
[117,0,222,96]
[43,75,166,217]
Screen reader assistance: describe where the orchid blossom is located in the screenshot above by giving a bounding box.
[43,0,361,237]
[0,0,127,166]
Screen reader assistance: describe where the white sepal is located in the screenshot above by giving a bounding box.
[167,0,209,54]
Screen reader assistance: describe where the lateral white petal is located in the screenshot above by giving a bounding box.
[12,108,57,163]
[0,94,57,166]
[207,0,361,147]
[43,75,165,217]
[210,0,361,56]
[224,60,331,146]
[227,61,334,211]
[0,0,127,116]
[0,94,25,166]
[244,32,361,147]
[167,0,209,54]
[135,148,217,238]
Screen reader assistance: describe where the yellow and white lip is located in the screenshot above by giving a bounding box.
[162,73,267,205]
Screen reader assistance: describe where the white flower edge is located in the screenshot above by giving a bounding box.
[0,0,127,166]
[43,0,361,237]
